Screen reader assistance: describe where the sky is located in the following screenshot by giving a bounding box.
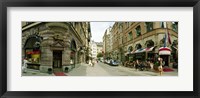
[90,22,115,42]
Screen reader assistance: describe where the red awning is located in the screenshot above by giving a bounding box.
[146,46,156,52]
[26,51,40,54]
[159,47,171,55]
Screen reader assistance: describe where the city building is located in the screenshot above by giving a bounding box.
[90,40,103,60]
[103,27,112,60]
[91,40,97,59]
[96,42,103,54]
[22,22,91,73]
[104,22,178,67]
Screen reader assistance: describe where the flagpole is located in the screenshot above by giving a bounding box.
[165,22,172,67]
[166,22,172,46]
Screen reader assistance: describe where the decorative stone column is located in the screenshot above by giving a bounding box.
[39,39,53,73]
[62,39,72,72]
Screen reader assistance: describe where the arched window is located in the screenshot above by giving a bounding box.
[70,39,77,65]
[135,25,141,37]
[145,40,154,48]
[128,46,133,52]
[135,44,142,50]
[24,35,42,63]
[70,39,77,51]
[128,31,133,40]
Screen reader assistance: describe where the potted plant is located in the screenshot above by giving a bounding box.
[65,67,69,73]
[47,68,52,74]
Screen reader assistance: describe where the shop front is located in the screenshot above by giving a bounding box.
[146,46,157,62]
[134,48,146,61]
[159,47,171,66]
[24,35,42,70]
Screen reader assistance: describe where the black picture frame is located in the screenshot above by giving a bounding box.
[0,0,199,98]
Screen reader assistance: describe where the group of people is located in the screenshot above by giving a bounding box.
[123,57,165,76]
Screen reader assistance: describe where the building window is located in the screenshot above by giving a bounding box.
[119,25,123,33]
[128,31,133,40]
[128,46,133,52]
[135,25,141,37]
[160,22,167,28]
[145,22,153,32]
[135,44,142,50]
[145,40,154,48]
[172,22,178,32]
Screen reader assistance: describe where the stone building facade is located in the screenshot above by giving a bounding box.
[96,42,103,54]
[103,27,113,60]
[91,40,97,59]
[105,22,178,67]
[90,41,103,59]
[22,22,91,73]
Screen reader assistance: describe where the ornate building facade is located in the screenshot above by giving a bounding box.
[22,22,91,73]
[104,22,178,67]
[103,27,112,60]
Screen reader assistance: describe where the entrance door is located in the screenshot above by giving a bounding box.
[53,50,62,68]
[160,55,169,66]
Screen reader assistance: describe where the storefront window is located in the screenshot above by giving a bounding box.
[24,36,41,64]
[25,49,40,63]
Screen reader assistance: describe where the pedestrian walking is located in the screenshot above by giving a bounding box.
[92,60,95,67]
[89,60,92,67]
[22,58,29,73]
[158,58,164,76]
[135,59,139,71]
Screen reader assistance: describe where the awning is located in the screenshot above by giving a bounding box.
[125,52,130,56]
[26,50,40,54]
[131,50,135,54]
[159,47,171,55]
[172,46,178,50]
[131,46,156,54]
[145,46,156,52]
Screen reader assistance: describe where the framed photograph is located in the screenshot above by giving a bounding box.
[0,0,199,98]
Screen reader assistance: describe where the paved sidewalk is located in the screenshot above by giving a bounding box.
[22,69,55,76]
[118,65,178,76]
